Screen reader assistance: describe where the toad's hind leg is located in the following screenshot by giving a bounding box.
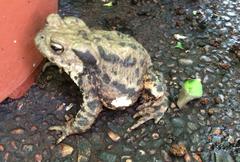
[128,67,168,131]
[49,75,102,144]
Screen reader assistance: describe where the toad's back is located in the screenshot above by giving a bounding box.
[90,30,152,109]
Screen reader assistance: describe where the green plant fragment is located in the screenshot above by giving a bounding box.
[103,1,113,7]
[175,42,184,49]
[183,79,203,97]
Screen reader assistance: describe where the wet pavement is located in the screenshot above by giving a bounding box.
[0,0,239,161]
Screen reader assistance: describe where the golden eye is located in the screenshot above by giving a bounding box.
[50,42,64,54]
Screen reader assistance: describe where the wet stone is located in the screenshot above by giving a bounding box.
[107,120,124,133]
[235,80,240,84]
[235,155,240,162]
[22,144,34,153]
[173,129,184,137]
[211,135,223,143]
[107,131,120,142]
[89,133,105,150]
[227,136,235,144]
[227,11,236,17]
[179,59,193,65]
[99,152,117,162]
[122,145,133,153]
[214,150,235,162]
[34,154,43,162]
[161,150,172,162]
[152,139,164,148]
[135,150,150,162]
[215,20,222,26]
[60,144,74,157]
[221,15,231,21]
[192,133,200,144]
[152,133,159,140]
[225,22,232,27]
[0,144,4,152]
[10,128,25,135]
[222,116,231,123]
[236,125,240,131]
[187,122,199,131]
[184,153,193,162]
[171,117,185,128]
[77,137,91,162]
[125,159,133,162]
[200,56,212,62]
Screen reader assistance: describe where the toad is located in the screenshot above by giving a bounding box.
[35,14,168,143]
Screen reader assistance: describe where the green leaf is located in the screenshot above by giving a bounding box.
[192,10,197,16]
[183,79,203,97]
[103,1,113,7]
[175,41,184,49]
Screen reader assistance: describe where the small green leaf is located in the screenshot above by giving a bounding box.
[103,1,113,7]
[175,41,184,49]
[192,10,197,16]
[183,79,203,97]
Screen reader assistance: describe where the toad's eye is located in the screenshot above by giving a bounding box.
[50,42,64,54]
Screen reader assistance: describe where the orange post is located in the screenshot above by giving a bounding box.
[0,0,58,102]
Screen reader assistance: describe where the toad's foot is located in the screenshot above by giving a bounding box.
[49,75,103,144]
[49,119,77,144]
[128,96,168,132]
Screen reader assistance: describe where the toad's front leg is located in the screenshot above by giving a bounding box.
[49,75,102,144]
[128,68,168,131]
